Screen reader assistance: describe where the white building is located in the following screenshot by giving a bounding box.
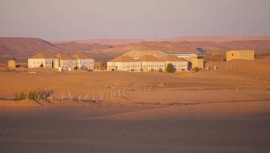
[107,54,189,72]
[173,53,204,69]
[107,56,141,72]
[159,55,189,72]
[72,53,94,70]
[28,53,57,68]
[140,55,165,72]
[55,54,76,70]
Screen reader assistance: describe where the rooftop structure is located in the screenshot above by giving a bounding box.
[196,48,207,54]
[123,50,167,59]
[55,53,75,60]
[29,53,56,59]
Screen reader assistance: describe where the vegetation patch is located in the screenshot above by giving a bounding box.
[166,63,175,73]
[14,90,50,101]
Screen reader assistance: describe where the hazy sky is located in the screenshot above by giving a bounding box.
[0,0,270,41]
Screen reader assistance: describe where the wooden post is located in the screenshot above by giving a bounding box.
[79,94,81,102]
[27,91,29,100]
[61,92,63,102]
[67,91,72,101]
[92,95,95,102]
[100,94,103,102]
[43,92,45,100]
[50,92,53,100]
[85,94,87,102]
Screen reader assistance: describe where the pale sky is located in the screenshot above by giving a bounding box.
[0,0,270,41]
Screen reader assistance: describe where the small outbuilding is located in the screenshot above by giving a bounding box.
[191,58,204,69]
[226,50,255,61]
[8,59,16,70]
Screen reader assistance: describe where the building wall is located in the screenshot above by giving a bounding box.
[60,60,77,70]
[8,60,16,70]
[44,59,55,68]
[107,62,141,72]
[28,58,56,68]
[165,61,188,72]
[226,50,255,61]
[108,61,189,72]
[53,59,59,69]
[77,59,94,70]
[191,59,204,69]
[141,61,166,72]
[28,59,45,68]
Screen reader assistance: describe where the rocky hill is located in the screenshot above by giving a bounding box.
[1,37,270,63]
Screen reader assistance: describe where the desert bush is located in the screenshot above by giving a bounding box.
[192,67,200,72]
[15,92,27,101]
[166,63,175,73]
[15,90,42,101]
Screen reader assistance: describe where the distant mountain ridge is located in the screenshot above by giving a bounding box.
[1,36,270,63]
[72,36,270,45]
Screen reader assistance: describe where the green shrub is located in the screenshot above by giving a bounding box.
[166,63,175,73]
[15,92,27,101]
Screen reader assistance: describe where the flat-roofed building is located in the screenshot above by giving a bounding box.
[107,55,141,72]
[28,53,57,68]
[191,58,204,69]
[55,54,76,70]
[72,53,94,70]
[8,59,16,70]
[226,50,255,61]
[140,55,165,72]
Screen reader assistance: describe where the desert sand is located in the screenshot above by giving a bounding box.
[1,101,270,153]
[0,57,270,153]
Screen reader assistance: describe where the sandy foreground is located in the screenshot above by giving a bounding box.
[0,101,270,153]
[0,58,270,152]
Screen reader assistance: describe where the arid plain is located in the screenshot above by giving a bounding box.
[0,56,270,153]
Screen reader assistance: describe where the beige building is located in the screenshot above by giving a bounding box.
[55,54,77,70]
[174,53,204,69]
[7,59,16,70]
[107,53,189,72]
[191,59,204,69]
[72,53,94,70]
[226,50,255,61]
[107,56,141,72]
[28,53,57,68]
[160,55,189,72]
[140,55,165,72]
